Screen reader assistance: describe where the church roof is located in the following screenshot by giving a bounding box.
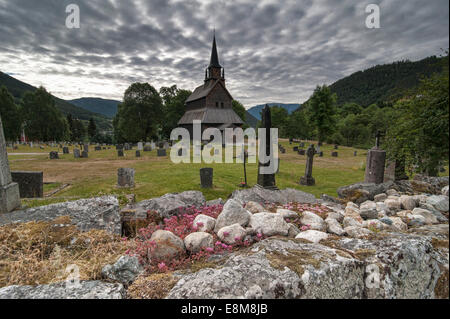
[178,108,244,125]
[185,79,233,103]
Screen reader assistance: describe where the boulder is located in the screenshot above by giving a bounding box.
[374,193,387,202]
[206,198,224,206]
[386,189,399,196]
[408,215,426,227]
[419,203,448,223]
[411,208,438,225]
[295,230,329,243]
[276,209,299,220]
[385,198,401,212]
[442,186,449,197]
[102,256,143,285]
[0,196,121,234]
[390,217,408,232]
[246,201,265,214]
[193,214,216,232]
[344,226,373,239]
[325,218,345,236]
[249,213,290,237]
[0,281,125,299]
[337,182,393,204]
[214,199,251,233]
[326,211,344,223]
[138,191,206,218]
[363,219,387,231]
[359,201,378,220]
[426,195,449,213]
[399,195,417,211]
[343,216,363,228]
[184,232,214,253]
[299,211,326,232]
[344,204,364,223]
[230,186,317,206]
[149,230,185,261]
[217,224,247,245]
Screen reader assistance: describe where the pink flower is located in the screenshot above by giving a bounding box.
[234,236,241,242]
[196,222,204,228]
[223,231,230,238]
[158,262,167,270]
[257,233,263,239]
[205,247,214,253]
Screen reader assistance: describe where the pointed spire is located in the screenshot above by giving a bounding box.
[209,31,222,68]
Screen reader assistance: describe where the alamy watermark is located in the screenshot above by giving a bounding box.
[66,4,80,29]
[366,4,381,29]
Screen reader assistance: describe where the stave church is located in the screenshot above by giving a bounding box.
[177,33,244,139]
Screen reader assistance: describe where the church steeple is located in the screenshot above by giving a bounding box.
[205,31,225,83]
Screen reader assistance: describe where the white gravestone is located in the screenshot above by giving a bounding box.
[0,115,21,213]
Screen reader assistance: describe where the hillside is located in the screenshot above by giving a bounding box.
[244,111,259,128]
[247,103,301,120]
[69,98,120,119]
[0,72,113,131]
[328,55,447,107]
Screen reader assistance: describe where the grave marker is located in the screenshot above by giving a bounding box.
[257,105,277,190]
[11,171,43,198]
[117,168,135,188]
[200,168,213,188]
[300,144,316,186]
[364,130,386,184]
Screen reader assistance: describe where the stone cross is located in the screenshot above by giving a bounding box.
[364,131,386,184]
[0,115,21,213]
[300,144,316,186]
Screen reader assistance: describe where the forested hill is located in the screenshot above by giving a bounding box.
[328,55,447,107]
[0,72,112,130]
[69,98,120,119]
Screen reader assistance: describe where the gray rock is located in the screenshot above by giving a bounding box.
[184,232,214,253]
[442,186,449,196]
[325,217,345,236]
[343,216,363,228]
[299,211,326,232]
[0,281,125,299]
[390,217,408,232]
[214,199,251,233]
[374,193,387,202]
[102,256,143,285]
[326,211,344,223]
[419,203,448,223]
[379,217,393,226]
[287,223,301,238]
[193,214,216,232]
[399,195,417,211]
[246,201,265,214]
[337,182,393,204]
[359,201,378,220]
[276,209,298,219]
[0,196,121,234]
[408,214,426,227]
[230,186,317,206]
[344,226,373,238]
[426,195,449,213]
[138,191,206,218]
[149,230,185,261]
[385,198,401,212]
[217,224,247,245]
[249,213,290,237]
[412,208,439,225]
[167,233,446,299]
[206,198,224,206]
[295,230,329,243]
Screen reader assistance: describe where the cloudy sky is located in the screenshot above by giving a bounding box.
[0,0,448,108]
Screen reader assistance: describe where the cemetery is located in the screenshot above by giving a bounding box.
[0,1,448,303]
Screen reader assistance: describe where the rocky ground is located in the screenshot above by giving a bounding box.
[0,175,448,299]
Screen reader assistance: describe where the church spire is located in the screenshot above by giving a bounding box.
[209,31,222,68]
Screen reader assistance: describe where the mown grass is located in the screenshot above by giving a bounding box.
[7,140,448,208]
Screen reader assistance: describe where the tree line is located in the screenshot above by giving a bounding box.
[0,86,107,143]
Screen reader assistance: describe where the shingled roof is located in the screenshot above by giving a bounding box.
[185,79,233,103]
[178,108,244,125]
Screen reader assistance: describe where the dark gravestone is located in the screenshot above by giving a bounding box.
[117,168,135,188]
[144,146,152,152]
[332,152,338,157]
[116,144,124,151]
[63,147,69,154]
[135,150,141,158]
[257,105,277,190]
[157,149,167,157]
[81,151,88,158]
[83,144,89,152]
[49,151,59,160]
[11,171,43,198]
[299,142,305,148]
[319,152,324,157]
[73,149,80,158]
[200,168,213,188]
[118,150,124,157]
[364,131,386,184]
[298,149,306,155]
[300,145,316,186]
[280,148,286,154]
[334,145,339,150]
[354,151,358,157]
[95,146,102,151]
[293,146,299,152]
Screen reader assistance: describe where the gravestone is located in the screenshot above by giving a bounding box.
[11,171,43,198]
[280,148,286,154]
[354,151,357,157]
[118,150,124,157]
[157,149,167,157]
[257,105,277,190]
[300,144,316,186]
[117,168,135,188]
[364,130,386,184]
[124,143,131,151]
[200,168,213,188]
[0,115,21,213]
[332,152,338,157]
[298,149,306,155]
[49,151,59,159]
[83,144,89,152]
[73,149,81,158]
[135,150,141,158]
[144,146,152,152]
[299,142,305,148]
[81,151,88,158]
[116,144,124,151]
[95,146,102,151]
[319,151,324,157]
[137,142,144,151]
[293,146,299,152]
[334,145,339,150]
[63,147,69,154]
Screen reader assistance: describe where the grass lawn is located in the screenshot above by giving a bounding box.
[7,140,448,208]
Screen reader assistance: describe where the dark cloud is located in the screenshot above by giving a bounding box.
[0,0,448,106]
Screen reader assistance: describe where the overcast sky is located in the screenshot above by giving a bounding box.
[0,0,448,108]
